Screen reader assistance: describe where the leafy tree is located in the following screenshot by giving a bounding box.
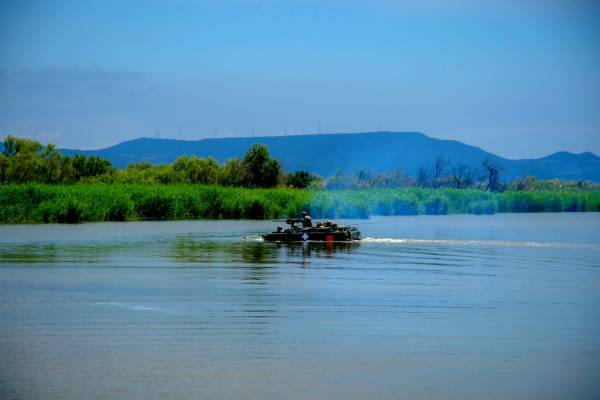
[2,134,17,157]
[0,154,8,184]
[41,144,65,183]
[287,170,313,188]
[1,135,114,184]
[241,144,281,188]
[172,156,220,184]
[2,135,44,183]
[71,155,112,180]
[220,159,245,187]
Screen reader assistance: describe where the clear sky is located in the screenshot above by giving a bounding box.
[0,0,598,158]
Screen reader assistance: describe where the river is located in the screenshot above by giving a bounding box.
[1,214,599,400]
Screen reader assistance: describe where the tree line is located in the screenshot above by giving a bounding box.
[325,155,598,192]
[0,135,316,188]
[2,135,597,191]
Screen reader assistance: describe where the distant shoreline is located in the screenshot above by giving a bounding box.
[1,184,599,224]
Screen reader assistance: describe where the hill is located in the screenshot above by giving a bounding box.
[60,131,600,181]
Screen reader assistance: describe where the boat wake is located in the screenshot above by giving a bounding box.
[242,235,264,242]
[92,302,163,312]
[361,237,600,250]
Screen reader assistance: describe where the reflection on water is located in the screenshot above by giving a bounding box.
[171,239,279,264]
[171,238,360,264]
[275,240,360,257]
[1,214,600,400]
[170,238,361,281]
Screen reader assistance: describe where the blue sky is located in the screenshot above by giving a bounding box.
[0,0,598,158]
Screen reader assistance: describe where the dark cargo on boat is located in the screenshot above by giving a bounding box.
[262,218,361,242]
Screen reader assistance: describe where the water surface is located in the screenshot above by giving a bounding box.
[1,214,599,400]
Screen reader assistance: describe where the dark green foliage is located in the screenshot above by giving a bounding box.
[1,135,114,184]
[219,159,245,187]
[1,136,283,188]
[287,170,314,189]
[241,144,282,188]
[38,199,84,223]
[0,184,312,223]
[171,156,220,184]
[106,195,133,221]
[245,200,266,219]
[2,137,600,224]
[4,135,600,193]
[133,191,174,220]
[71,155,112,180]
[53,132,600,182]
[0,185,599,224]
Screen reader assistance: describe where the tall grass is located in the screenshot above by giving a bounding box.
[0,184,311,224]
[309,189,600,219]
[0,184,598,224]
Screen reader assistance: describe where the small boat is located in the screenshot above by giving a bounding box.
[262,218,361,242]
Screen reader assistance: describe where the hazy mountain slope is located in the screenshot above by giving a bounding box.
[60,131,600,181]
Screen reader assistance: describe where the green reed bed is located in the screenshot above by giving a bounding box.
[309,189,600,219]
[0,184,312,224]
[1,185,599,224]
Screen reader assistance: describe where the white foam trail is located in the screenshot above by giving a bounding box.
[242,235,264,242]
[92,302,161,312]
[361,237,600,250]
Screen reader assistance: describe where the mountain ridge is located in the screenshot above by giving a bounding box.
[56,131,600,181]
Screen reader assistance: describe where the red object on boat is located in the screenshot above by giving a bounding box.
[326,234,334,242]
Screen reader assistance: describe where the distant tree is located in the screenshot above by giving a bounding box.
[432,155,450,188]
[71,155,112,180]
[510,176,537,191]
[242,144,282,188]
[2,135,44,183]
[41,143,65,183]
[118,162,160,184]
[356,168,414,189]
[449,163,474,189]
[357,168,372,182]
[388,168,415,188]
[287,170,313,189]
[482,158,504,192]
[325,169,350,189]
[368,171,392,188]
[87,156,112,176]
[415,156,459,189]
[172,156,220,184]
[0,135,117,184]
[307,174,325,189]
[71,155,87,180]
[2,134,17,157]
[220,159,245,187]
[0,154,8,184]
[416,165,429,188]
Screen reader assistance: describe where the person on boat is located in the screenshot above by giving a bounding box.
[301,211,313,228]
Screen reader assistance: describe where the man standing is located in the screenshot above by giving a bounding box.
[301,211,312,228]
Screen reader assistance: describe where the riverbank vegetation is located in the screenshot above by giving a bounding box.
[1,135,599,223]
[1,184,598,224]
[0,184,313,224]
[0,135,317,188]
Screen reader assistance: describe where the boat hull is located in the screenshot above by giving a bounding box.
[262,229,360,242]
